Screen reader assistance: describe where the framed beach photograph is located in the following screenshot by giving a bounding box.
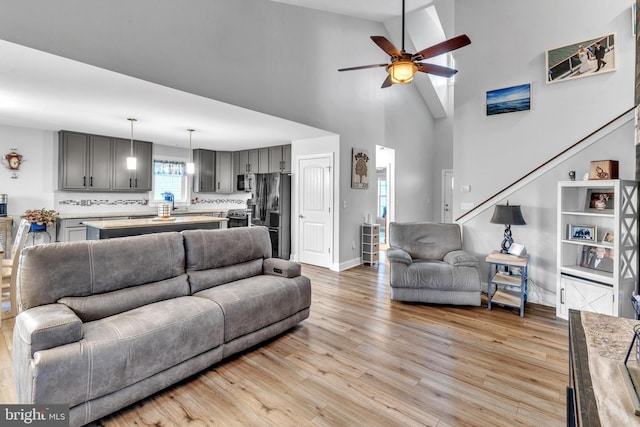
[486,83,531,116]
[585,189,615,212]
[569,224,597,241]
[546,33,616,83]
[351,148,370,189]
[602,231,614,244]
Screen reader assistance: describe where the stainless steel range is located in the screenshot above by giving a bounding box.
[227,209,250,228]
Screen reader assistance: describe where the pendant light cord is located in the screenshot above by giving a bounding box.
[128,118,137,155]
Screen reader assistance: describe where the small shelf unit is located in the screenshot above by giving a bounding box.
[486,252,529,317]
[556,180,638,319]
[361,224,379,266]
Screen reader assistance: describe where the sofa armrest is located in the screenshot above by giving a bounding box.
[14,304,83,356]
[444,250,479,267]
[263,258,301,278]
[387,248,412,265]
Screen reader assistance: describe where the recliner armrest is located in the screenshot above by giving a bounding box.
[387,248,412,265]
[263,258,301,278]
[444,250,479,267]
[14,304,83,357]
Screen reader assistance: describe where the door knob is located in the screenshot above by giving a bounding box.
[299,214,305,218]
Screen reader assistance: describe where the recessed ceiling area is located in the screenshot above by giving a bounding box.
[0,0,445,149]
[0,40,334,150]
[270,0,433,22]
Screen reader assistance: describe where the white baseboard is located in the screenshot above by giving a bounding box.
[336,257,362,271]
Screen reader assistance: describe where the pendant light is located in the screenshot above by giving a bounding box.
[126,118,137,170]
[186,129,195,175]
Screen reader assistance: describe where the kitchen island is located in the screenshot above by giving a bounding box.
[84,215,227,239]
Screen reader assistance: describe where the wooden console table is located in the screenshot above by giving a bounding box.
[568,309,640,426]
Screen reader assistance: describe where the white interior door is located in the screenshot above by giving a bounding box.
[298,155,333,267]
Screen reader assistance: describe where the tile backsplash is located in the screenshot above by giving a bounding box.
[54,192,250,213]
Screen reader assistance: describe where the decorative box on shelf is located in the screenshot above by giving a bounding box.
[589,160,619,180]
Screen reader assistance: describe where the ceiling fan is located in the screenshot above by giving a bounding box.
[338,0,471,88]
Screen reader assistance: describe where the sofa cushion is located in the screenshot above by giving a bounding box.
[194,275,311,342]
[390,260,481,292]
[28,296,224,408]
[58,275,190,322]
[183,227,271,271]
[388,222,462,261]
[18,232,186,311]
[188,259,263,294]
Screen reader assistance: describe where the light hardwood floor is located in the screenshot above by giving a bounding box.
[0,255,568,426]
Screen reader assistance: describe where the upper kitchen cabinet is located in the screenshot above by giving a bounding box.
[59,131,112,191]
[194,149,234,193]
[112,138,153,191]
[59,130,152,192]
[237,149,263,173]
[258,148,269,173]
[215,151,233,193]
[193,149,216,193]
[268,144,291,173]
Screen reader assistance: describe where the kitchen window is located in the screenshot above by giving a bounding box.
[153,160,186,201]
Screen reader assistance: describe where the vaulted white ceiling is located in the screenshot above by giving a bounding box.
[0,0,451,149]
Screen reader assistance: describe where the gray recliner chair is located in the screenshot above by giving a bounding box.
[387,222,481,305]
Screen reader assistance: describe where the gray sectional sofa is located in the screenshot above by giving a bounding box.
[387,222,481,305]
[12,226,310,427]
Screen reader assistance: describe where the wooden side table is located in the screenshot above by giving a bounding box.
[485,251,529,317]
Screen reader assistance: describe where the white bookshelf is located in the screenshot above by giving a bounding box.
[556,180,637,319]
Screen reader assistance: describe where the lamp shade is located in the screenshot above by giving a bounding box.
[490,204,526,226]
[388,60,417,84]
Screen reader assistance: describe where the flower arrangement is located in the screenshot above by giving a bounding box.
[24,208,58,226]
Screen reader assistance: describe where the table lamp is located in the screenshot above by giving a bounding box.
[490,201,526,253]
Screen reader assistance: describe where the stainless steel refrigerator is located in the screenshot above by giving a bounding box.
[251,172,291,259]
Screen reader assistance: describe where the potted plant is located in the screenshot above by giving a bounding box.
[24,208,58,232]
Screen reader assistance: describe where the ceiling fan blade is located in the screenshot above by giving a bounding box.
[381,75,393,88]
[416,63,459,78]
[371,36,401,58]
[338,63,388,72]
[414,34,471,60]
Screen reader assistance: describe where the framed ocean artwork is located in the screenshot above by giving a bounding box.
[486,83,531,116]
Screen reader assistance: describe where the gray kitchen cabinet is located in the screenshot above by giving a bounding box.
[59,130,152,192]
[215,151,233,193]
[237,149,261,173]
[112,138,153,191]
[59,131,112,190]
[268,144,292,173]
[258,148,269,173]
[88,136,112,190]
[193,149,216,192]
[56,218,89,242]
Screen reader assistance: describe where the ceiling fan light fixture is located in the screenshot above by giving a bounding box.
[388,60,417,84]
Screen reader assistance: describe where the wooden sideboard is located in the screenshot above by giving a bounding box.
[568,309,640,426]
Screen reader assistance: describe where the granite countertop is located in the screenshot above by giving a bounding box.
[57,209,227,219]
[576,310,640,426]
[83,216,227,229]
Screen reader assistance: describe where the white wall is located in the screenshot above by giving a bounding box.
[454,0,636,306]
[0,125,55,218]
[0,0,438,266]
